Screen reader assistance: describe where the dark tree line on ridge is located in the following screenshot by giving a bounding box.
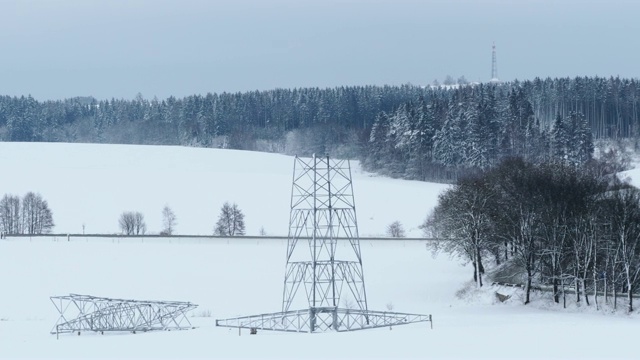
[1,76,640,181]
[423,157,640,312]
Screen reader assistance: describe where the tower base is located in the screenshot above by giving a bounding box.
[216,307,432,333]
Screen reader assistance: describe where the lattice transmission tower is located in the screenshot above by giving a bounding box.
[216,155,432,333]
[490,41,501,84]
[282,155,367,313]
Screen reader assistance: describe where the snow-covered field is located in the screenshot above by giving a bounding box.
[0,142,446,237]
[0,143,638,359]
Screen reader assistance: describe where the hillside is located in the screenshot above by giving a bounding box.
[0,142,448,237]
[0,142,638,359]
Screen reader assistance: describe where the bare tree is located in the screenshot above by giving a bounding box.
[0,194,21,235]
[0,193,54,235]
[422,174,494,288]
[607,187,640,312]
[119,212,135,235]
[214,202,245,236]
[386,221,406,238]
[119,211,146,235]
[21,192,54,234]
[133,212,146,235]
[20,192,36,234]
[161,205,177,235]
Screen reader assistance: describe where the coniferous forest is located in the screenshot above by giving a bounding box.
[1,76,640,182]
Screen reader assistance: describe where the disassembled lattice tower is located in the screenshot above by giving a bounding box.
[216,155,432,332]
[50,294,197,335]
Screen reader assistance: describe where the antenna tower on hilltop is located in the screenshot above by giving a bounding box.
[490,42,501,84]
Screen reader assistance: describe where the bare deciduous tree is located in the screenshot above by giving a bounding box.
[161,205,177,235]
[214,202,245,236]
[0,194,22,235]
[607,187,640,312]
[386,221,406,238]
[119,211,146,235]
[422,173,493,288]
[0,193,53,235]
[21,192,54,234]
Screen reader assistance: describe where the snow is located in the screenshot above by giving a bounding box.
[619,167,640,188]
[0,142,447,237]
[0,143,638,359]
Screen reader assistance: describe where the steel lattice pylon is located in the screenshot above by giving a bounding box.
[50,294,197,335]
[282,155,368,313]
[216,155,432,332]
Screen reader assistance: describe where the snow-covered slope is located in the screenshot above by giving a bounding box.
[0,143,638,359]
[0,236,637,359]
[0,142,448,237]
[619,167,640,188]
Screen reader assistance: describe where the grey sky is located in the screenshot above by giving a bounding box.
[1,0,639,100]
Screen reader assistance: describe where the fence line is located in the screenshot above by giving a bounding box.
[2,233,446,242]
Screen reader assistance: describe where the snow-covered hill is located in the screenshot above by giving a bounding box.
[0,142,448,237]
[0,143,638,359]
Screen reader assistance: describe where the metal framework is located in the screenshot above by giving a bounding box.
[216,308,432,333]
[490,41,500,83]
[216,155,432,332]
[50,294,197,335]
[283,156,367,312]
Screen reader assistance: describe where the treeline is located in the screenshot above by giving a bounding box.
[0,192,54,235]
[1,76,640,181]
[0,85,427,155]
[424,158,640,312]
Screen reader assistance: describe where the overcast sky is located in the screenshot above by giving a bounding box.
[1,0,638,100]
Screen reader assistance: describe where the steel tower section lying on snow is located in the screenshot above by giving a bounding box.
[50,294,197,335]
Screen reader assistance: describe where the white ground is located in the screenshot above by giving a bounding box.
[0,142,447,237]
[0,143,638,359]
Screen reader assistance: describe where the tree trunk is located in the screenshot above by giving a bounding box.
[474,247,483,288]
[524,268,532,304]
[593,270,599,310]
[593,240,598,310]
[603,274,608,306]
[626,272,633,312]
[583,279,590,306]
[504,241,508,261]
[562,278,566,309]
